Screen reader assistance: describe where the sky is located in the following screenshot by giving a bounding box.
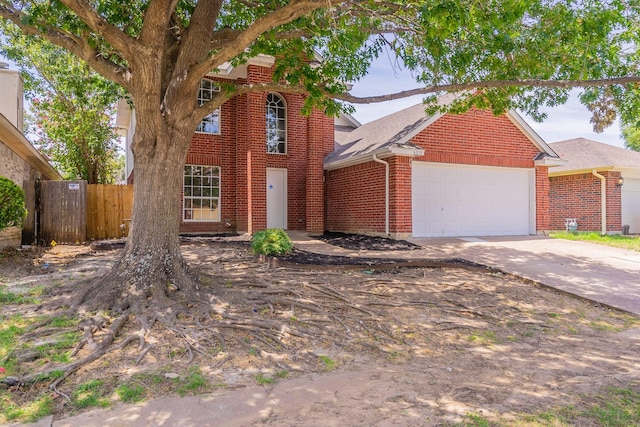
[1,51,626,148]
[348,57,626,148]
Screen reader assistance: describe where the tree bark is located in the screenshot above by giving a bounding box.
[78,116,201,317]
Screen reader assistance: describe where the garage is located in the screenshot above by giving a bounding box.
[412,162,534,237]
[622,178,640,234]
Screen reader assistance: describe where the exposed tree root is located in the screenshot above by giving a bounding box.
[1,247,540,399]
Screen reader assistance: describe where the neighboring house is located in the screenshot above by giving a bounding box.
[324,102,564,238]
[118,56,334,234]
[548,138,640,234]
[0,62,62,245]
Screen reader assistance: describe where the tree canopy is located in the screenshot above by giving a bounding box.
[1,0,640,389]
[0,27,124,183]
[1,1,639,124]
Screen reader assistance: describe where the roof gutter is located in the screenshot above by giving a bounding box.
[592,170,607,235]
[372,154,389,236]
[324,146,424,171]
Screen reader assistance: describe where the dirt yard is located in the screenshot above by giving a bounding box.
[1,237,640,426]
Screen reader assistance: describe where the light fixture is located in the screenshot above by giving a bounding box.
[617,176,624,187]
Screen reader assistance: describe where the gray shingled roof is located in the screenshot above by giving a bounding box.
[325,104,436,166]
[326,102,559,169]
[549,138,640,173]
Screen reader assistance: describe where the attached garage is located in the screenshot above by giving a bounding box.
[622,178,640,233]
[412,162,534,237]
[324,103,560,238]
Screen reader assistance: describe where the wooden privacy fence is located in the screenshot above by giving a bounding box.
[87,184,134,240]
[39,181,133,243]
[40,180,87,244]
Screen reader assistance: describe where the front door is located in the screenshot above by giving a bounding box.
[266,168,287,229]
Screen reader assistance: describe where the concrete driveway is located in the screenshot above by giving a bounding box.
[407,236,640,316]
[290,232,640,316]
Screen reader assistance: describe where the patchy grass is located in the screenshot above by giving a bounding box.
[72,379,111,409]
[176,366,208,396]
[549,231,640,251]
[115,383,146,404]
[449,386,640,426]
[0,393,53,423]
[318,355,336,370]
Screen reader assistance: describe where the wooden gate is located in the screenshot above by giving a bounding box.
[40,180,87,244]
[86,184,133,239]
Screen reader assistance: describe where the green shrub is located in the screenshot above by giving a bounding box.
[0,177,27,231]
[251,228,294,255]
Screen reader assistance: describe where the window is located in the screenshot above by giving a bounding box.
[196,79,221,134]
[266,93,286,153]
[183,165,220,222]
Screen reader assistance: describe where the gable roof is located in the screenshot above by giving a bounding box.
[325,101,559,171]
[0,114,61,181]
[548,138,640,176]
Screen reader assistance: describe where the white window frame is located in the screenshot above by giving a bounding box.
[266,93,287,154]
[196,79,221,134]
[183,165,221,222]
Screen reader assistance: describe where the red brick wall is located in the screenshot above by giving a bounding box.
[389,156,412,234]
[549,171,622,232]
[412,110,540,168]
[536,166,550,231]
[325,161,386,234]
[326,109,546,236]
[177,65,333,234]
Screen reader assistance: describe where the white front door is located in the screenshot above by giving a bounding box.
[266,168,287,229]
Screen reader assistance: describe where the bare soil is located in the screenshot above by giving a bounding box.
[1,237,640,426]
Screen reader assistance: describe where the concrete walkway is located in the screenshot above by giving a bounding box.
[289,232,640,316]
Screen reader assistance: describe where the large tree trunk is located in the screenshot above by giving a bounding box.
[78,119,203,318]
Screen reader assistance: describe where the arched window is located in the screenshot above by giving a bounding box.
[266,93,286,154]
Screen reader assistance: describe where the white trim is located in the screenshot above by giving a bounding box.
[266,93,287,154]
[182,165,221,223]
[324,146,425,171]
[549,166,615,177]
[506,110,559,158]
[534,156,567,167]
[196,79,221,135]
[529,169,536,235]
[0,114,61,180]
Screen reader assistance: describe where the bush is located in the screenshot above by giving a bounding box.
[0,176,27,231]
[251,228,294,256]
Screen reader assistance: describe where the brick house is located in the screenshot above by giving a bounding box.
[119,56,334,235]
[548,138,640,234]
[324,102,563,238]
[0,63,61,247]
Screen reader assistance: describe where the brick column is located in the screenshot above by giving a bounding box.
[306,109,333,233]
[535,165,550,233]
[604,171,622,232]
[389,156,413,237]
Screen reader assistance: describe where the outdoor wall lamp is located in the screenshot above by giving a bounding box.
[617,176,624,187]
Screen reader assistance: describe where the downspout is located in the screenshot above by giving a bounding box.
[592,170,607,235]
[373,154,389,236]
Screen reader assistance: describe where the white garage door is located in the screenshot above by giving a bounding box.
[622,178,640,234]
[412,162,534,237]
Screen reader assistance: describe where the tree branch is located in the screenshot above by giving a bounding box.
[138,0,181,47]
[58,0,137,60]
[193,0,329,78]
[0,3,131,89]
[337,76,640,104]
